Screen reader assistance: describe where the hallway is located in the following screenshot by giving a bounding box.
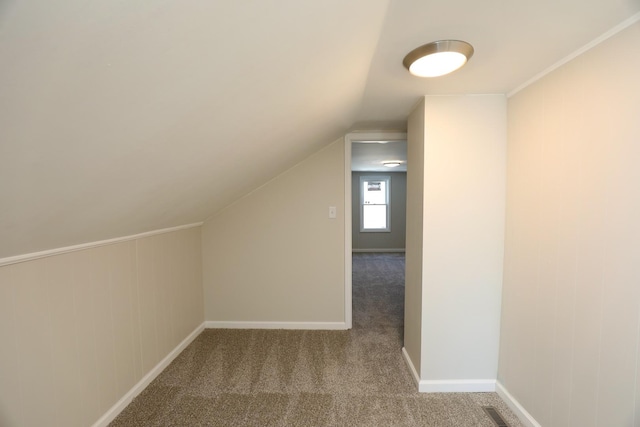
[110,253,522,426]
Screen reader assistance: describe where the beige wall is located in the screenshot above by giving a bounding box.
[404,99,426,375]
[0,226,203,427]
[202,139,345,325]
[351,171,407,250]
[499,22,640,426]
[421,95,506,383]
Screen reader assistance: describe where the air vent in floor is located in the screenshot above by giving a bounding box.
[481,406,510,427]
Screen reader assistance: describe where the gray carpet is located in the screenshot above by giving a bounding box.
[110,253,522,426]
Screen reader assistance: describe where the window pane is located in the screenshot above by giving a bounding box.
[363,204,387,229]
[363,180,387,205]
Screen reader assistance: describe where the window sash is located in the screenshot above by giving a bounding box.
[360,176,391,232]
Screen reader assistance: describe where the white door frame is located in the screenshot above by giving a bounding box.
[343,131,407,329]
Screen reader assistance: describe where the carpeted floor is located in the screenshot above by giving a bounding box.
[111,252,522,426]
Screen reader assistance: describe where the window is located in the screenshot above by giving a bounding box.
[360,175,390,232]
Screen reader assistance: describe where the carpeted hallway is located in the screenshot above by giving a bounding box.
[111,253,522,426]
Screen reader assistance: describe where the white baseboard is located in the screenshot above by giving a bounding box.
[420,379,496,393]
[496,382,541,427]
[205,321,348,330]
[91,322,205,427]
[352,248,405,253]
[402,347,496,393]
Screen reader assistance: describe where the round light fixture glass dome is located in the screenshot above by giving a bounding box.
[403,40,474,78]
[383,161,402,168]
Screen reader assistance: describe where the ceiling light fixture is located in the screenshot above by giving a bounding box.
[383,161,402,168]
[403,40,474,78]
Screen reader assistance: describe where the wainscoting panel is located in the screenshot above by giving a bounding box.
[0,225,203,427]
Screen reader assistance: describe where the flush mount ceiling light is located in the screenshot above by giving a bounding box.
[403,40,474,78]
[382,161,402,168]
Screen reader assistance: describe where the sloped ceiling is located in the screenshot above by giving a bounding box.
[1,0,639,258]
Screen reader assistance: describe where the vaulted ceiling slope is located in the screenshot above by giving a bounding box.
[1,0,638,258]
[0,0,389,258]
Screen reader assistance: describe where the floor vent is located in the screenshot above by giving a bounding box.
[482,406,510,427]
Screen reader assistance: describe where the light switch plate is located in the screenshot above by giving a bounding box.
[329,206,337,219]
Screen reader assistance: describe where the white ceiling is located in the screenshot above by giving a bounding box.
[352,142,407,172]
[356,0,640,125]
[1,0,639,257]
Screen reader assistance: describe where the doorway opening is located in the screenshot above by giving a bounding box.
[344,132,407,329]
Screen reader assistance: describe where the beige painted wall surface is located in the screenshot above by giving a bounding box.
[0,227,203,427]
[421,95,506,381]
[404,99,426,375]
[499,22,640,427]
[202,139,345,324]
[352,171,407,250]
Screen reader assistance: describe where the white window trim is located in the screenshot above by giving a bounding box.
[360,175,391,232]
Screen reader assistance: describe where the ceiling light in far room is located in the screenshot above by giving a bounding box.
[403,40,474,77]
[382,161,402,168]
